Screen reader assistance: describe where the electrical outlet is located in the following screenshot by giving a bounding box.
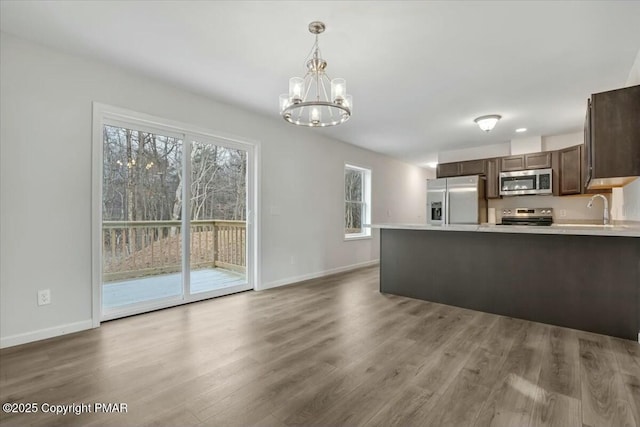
[38,289,51,306]
[290,255,296,265]
[559,209,567,218]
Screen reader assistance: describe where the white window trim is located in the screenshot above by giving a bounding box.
[91,102,261,326]
[344,163,372,240]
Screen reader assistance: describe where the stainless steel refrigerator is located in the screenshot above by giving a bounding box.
[427,175,487,225]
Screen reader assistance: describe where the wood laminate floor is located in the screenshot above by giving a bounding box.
[1,266,638,427]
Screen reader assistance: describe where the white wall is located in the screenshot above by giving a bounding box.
[617,50,640,222]
[438,142,510,163]
[510,135,542,155]
[439,132,584,164]
[611,178,640,221]
[626,48,640,86]
[542,132,583,151]
[0,34,428,347]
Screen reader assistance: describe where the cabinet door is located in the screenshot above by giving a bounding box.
[559,145,582,195]
[501,155,525,172]
[583,101,592,190]
[459,159,486,176]
[436,162,460,178]
[525,152,552,169]
[486,158,500,199]
[592,85,640,179]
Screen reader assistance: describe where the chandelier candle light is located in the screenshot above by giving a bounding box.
[280,21,352,127]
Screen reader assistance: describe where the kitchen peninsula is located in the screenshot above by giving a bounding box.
[375,223,640,341]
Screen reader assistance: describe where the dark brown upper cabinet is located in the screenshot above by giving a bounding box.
[525,152,552,169]
[501,152,552,172]
[585,85,640,189]
[436,162,461,178]
[500,156,525,172]
[459,159,487,175]
[436,159,486,178]
[434,139,616,198]
[486,158,500,199]
[558,145,582,195]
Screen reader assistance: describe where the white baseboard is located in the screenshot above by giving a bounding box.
[0,319,94,349]
[0,261,380,348]
[259,259,379,291]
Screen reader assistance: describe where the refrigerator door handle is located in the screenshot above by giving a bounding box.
[445,187,450,225]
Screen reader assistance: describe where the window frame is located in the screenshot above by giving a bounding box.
[344,163,372,240]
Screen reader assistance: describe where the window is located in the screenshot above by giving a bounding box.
[344,164,371,239]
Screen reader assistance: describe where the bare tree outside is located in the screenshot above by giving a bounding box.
[345,167,363,234]
[102,125,247,282]
[102,126,182,223]
[190,142,246,222]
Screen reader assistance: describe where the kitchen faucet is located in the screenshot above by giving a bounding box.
[587,194,609,225]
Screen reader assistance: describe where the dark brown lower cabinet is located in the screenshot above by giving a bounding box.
[380,228,640,340]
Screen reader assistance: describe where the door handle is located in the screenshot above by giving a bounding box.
[445,190,450,225]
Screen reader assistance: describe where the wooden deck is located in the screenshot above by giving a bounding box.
[103,268,246,309]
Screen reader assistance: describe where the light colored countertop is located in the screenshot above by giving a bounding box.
[371,222,640,237]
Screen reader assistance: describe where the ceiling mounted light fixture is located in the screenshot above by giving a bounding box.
[474,115,501,132]
[279,21,351,127]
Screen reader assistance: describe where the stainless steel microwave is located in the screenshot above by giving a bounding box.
[499,168,553,196]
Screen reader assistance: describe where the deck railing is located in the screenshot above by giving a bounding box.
[102,220,246,282]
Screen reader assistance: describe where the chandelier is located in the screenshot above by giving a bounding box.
[279,21,352,127]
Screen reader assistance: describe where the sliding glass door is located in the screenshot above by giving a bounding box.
[99,115,253,320]
[188,141,248,295]
[102,124,185,313]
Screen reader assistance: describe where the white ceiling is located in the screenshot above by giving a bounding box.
[1,1,639,166]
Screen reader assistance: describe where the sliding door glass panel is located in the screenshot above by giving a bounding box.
[102,125,184,311]
[189,141,247,294]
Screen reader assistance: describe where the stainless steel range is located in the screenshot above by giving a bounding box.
[500,208,553,226]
